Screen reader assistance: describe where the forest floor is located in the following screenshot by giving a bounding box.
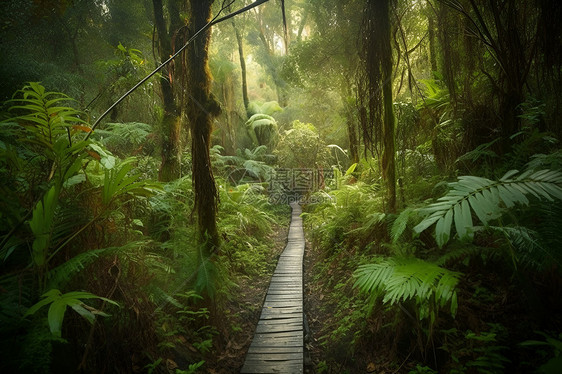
[204,224,289,373]
[303,236,402,374]
[303,238,378,374]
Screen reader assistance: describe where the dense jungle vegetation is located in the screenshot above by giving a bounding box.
[1,0,562,373]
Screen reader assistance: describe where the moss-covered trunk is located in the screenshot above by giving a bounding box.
[361,0,397,213]
[153,0,181,181]
[187,0,221,294]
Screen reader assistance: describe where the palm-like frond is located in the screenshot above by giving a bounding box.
[354,257,460,318]
[5,82,89,155]
[414,169,562,247]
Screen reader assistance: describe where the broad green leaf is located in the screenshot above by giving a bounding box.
[496,185,515,208]
[460,199,473,239]
[48,300,67,337]
[413,214,442,234]
[435,209,453,247]
[70,303,96,324]
[500,169,519,181]
[63,174,86,188]
[24,289,61,316]
[504,184,529,205]
[24,289,119,337]
[468,193,489,225]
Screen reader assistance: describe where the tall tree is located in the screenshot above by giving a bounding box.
[231,8,251,118]
[153,0,183,181]
[360,0,396,212]
[187,0,221,295]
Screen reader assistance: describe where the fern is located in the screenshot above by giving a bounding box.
[94,122,152,154]
[391,208,416,243]
[46,246,117,290]
[414,169,562,247]
[5,82,90,154]
[245,114,279,149]
[354,257,460,318]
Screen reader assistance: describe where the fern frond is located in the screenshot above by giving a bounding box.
[391,208,417,243]
[5,83,89,154]
[354,257,461,317]
[485,225,562,270]
[414,169,562,247]
[434,244,485,266]
[46,246,116,290]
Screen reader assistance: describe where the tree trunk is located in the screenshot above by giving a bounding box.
[232,18,250,118]
[153,0,181,182]
[382,63,396,213]
[361,0,397,212]
[427,1,437,72]
[187,0,221,297]
[379,0,396,213]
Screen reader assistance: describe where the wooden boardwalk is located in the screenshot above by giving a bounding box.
[241,202,305,374]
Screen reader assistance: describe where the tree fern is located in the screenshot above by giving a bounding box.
[414,169,562,247]
[245,114,279,149]
[353,257,460,319]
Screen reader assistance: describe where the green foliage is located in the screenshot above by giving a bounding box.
[2,82,92,187]
[245,113,279,150]
[409,365,438,374]
[175,360,205,374]
[440,324,510,374]
[247,100,283,117]
[29,186,59,267]
[414,169,562,247]
[418,79,451,112]
[211,145,275,184]
[102,157,161,207]
[354,257,460,319]
[94,122,153,156]
[275,120,331,169]
[520,332,562,374]
[24,289,118,338]
[5,82,89,152]
[217,182,282,276]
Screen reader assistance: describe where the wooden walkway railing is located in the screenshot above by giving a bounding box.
[240,202,305,374]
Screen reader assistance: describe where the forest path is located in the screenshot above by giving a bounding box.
[240,202,305,374]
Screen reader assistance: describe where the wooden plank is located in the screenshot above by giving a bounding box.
[257,317,302,325]
[250,337,302,346]
[254,329,303,337]
[241,363,303,374]
[244,352,303,361]
[266,287,301,292]
[247,346,304,354]
[264,297,302,303]
[255,323,302,334]
[263,301,302,308]
[260,312,302,320]
[268,283,301,288]
[265,295,302,301]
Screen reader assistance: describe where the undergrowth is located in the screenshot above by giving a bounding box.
[304,139,562,372]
